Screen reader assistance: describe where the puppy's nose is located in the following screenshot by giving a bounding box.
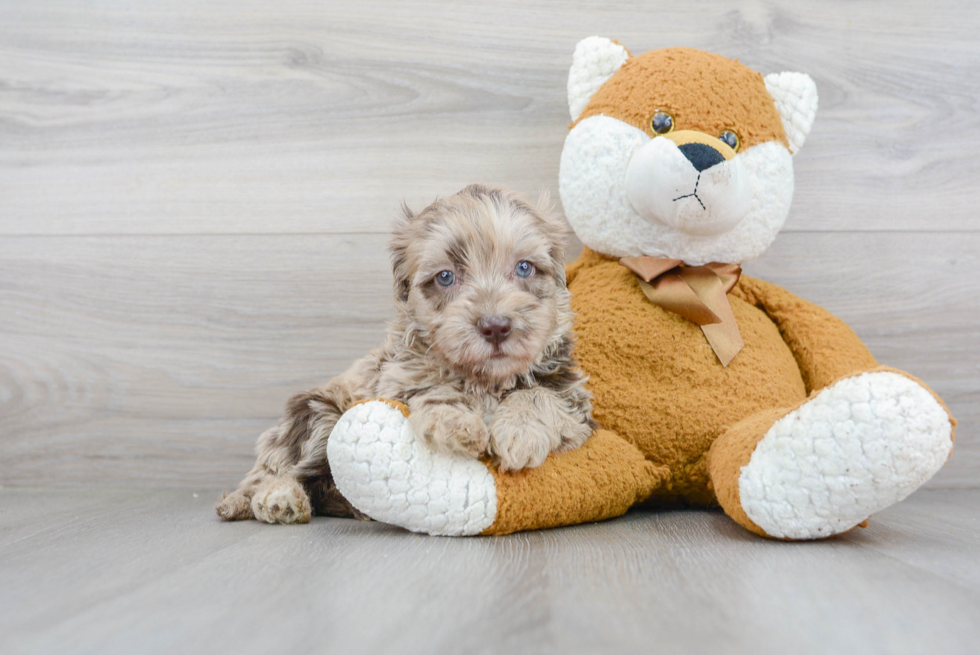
[678,142,726,172]
[478,315,512,345]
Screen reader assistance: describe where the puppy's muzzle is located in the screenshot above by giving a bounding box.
[478,315,512,345]
[625,130,752,237]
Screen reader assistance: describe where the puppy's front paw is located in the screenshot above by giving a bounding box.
[489,404,560,472]
[250,476,312,524]
[410,405,489,459]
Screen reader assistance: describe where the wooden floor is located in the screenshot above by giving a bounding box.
[2,487,978,655]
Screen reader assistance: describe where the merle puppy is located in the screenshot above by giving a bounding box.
[216,185,594,524]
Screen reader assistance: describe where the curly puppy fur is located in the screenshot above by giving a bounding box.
[216,185,594,524]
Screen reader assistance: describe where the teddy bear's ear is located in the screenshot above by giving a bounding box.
[567,37,630,121]
[764,72,818,154]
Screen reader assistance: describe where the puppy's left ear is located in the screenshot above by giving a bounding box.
[764,72,818,154]
[535,191,571,287]
[389,202,418,303]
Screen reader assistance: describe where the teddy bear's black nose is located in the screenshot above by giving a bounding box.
[678,142,726,172]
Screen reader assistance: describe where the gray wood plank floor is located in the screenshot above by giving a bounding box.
[2,487,978,655]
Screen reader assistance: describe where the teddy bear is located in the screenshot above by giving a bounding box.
[323,38,955,539]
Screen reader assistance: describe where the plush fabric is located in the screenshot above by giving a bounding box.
[763,72,818,154]
[575,47,789,150]
[327,399,498,537]
[326,401,666,537]
[567,36,630,121]
[326,41,955,540]
[709,368,955,539]
[567,248,807,503]
[559,111,795,265]
[482,429,667,536]
[732,275,879,392]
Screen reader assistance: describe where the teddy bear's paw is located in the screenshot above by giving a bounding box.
[326,400,498,536]
[738,371,953,540]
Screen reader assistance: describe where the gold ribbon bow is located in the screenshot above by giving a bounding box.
[619,256,744,366]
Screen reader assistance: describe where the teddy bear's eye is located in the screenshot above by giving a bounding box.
[650,111,674,135]
[436,270,456,287]
[719,130,740,152]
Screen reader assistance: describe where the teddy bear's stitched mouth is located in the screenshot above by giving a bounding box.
[672,172,706,210]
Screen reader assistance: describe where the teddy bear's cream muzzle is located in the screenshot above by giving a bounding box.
[625,130,752,237]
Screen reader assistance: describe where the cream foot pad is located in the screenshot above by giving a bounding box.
[327,400,497,536]
[739,371,954,540]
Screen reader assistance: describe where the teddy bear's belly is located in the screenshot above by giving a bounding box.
[570,271,807,505]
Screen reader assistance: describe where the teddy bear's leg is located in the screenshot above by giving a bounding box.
[326,399,668,536]
[708,367,954,540]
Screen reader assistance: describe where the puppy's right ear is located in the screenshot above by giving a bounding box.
[389,202,418,303]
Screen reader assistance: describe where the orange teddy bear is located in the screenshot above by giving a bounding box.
[325,39,955,539]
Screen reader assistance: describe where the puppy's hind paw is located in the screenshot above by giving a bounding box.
[215,491,253,521]
[250,477,312,524]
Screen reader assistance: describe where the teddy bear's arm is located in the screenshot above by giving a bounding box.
[327,400,666,536]
[732,275,878,394]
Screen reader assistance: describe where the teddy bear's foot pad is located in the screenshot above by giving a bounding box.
[738,371,953,540]
[326,400,497,536]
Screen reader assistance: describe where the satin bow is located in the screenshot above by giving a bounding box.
[619,256,744,366]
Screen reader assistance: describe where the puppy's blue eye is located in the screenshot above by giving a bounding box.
[436,270,456,287]
[515,261,535,278]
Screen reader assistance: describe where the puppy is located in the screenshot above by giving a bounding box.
[216,185,594,524]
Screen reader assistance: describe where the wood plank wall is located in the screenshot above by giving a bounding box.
[1,0,977,488]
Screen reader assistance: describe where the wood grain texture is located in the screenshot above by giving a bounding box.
[2,487,979,655]
[0,0,978,488]
[0,232,976,487]
[0,0,978,235]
